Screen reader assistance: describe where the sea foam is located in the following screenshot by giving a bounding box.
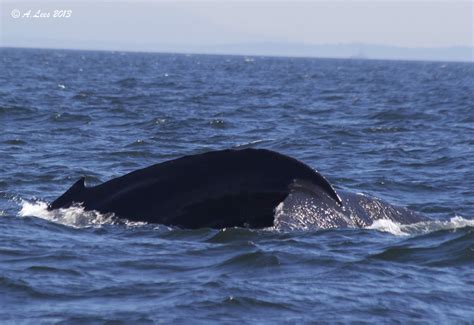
[18,199,119,228]
[367,215,474,236]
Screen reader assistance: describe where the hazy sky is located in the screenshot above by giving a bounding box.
[1,1,473,56]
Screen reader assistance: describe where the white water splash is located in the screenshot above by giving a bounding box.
[18,199,121,228]
[402,215,474,234]
[367,216,474,236]
[367,219,409,236]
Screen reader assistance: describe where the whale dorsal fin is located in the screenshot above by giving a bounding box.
[48,177,86,210]
[70,177,86,191]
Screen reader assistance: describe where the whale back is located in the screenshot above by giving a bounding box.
[49,149,343,228]
[90,148,342,207]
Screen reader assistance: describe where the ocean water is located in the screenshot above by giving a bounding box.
[0,48,473,323]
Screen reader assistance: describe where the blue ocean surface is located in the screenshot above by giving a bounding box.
[0,48,473,323]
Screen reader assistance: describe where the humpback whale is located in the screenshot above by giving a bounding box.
[49,148,425,229]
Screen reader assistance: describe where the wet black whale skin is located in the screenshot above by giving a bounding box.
[49,148,423,229]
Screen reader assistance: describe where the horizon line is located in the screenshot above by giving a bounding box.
[1,44,473,64]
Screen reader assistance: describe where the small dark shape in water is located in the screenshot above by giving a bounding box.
[48,149,426,229]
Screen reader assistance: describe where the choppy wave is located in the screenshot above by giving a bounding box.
[2,48,473,322]
[369,224,473,267]
[0,198,471,323]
